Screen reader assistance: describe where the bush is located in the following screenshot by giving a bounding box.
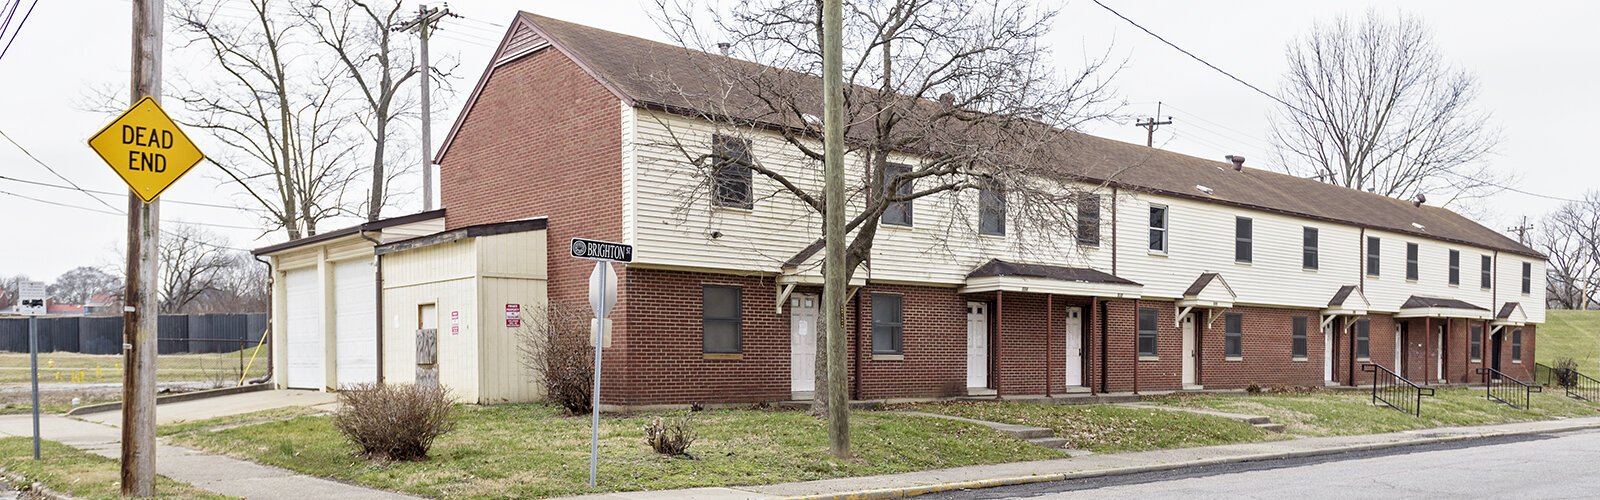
[333,383,455,461]
[1246,383,1263,394]
[644,415,696,458]
[517,300,594,415]
[1556,357,1580,388]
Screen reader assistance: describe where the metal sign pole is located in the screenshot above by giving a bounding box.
[29,316,39,460]
[589,260,605,488]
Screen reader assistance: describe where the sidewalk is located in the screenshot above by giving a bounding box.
[0,391,412,500]
[560,416,1600,500]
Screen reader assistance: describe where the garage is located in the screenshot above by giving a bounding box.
[334,259,378,387]
[284,266,325,389]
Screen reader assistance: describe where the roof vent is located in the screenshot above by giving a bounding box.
[1225,155,1245,171]
[1412,222,1427,231]
[1196,184,1214,195]
[1412,193,1427,207]
[717,42,732,56]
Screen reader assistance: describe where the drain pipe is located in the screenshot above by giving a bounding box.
[358,231,386,384]
[250,254,275,386]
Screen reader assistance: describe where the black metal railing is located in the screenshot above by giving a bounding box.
[1560,369,1600,402]
[1534,362,1558,386]
[1477,367,1542,410]
[1363,363,1435,417]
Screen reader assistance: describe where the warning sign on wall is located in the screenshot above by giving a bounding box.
[506,304,522,328]
[450,310,460,336]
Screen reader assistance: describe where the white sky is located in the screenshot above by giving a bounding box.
[1,0,1596,281]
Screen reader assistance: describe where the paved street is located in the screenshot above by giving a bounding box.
[928,430,1600,499]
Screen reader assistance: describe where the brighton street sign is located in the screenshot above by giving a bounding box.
[87,96,206,203]
[569,238,633,263]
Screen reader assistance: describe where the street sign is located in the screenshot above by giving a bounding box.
[87,96,206,203]
[588,262,618,317]
[17,281,45,317]
[570,238,633,263]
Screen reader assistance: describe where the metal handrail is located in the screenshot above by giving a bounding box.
[1477,367,1542,410]
[1533,362,1557,386]
[1363,363,1435,417]
[1563,369,1600,402]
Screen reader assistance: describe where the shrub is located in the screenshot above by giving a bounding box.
[644,415,697,458]
[333,383,455,461]
[1246,383,1263,394]
[1556,357,1580,388]
[517,300,594,415]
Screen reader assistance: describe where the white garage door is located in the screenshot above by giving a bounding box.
[284,267,325,390]
[334,260,377,387]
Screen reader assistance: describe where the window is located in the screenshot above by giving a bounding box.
[1406,243,1420,281]
[1291,316,1308,358]
[1448,249,1460,285]
[880,163,914,226]
[1234,217,1253,263]
[871,294,903,354]
[1366,237,1381,277]
[1511,329,1523,362]
[1076,195,1101,246]
[711,135,754,209]
[1148,206,1168,253]
[1481,255,1493,289]
[1469,323,1482,361]
[1224,313,1243,358]
[702,286,743,353]
[978,179,1005,236]
[1355,319,1370,359]
[1137,307,1159,357]
[1302,227,1319,270]
[1522,262,1532,294]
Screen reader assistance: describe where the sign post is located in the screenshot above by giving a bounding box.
[570,238,631,488]
[18,281,45,460]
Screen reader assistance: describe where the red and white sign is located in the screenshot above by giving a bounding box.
[450,310,460,335]
[505,303,522,328]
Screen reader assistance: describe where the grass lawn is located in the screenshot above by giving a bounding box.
[899,401,1273,453]
[0,351,268,386]
[1537,310,1600,371]
[161,404,1060,499]
[0,437,230,499]
[1156,388,1600,437]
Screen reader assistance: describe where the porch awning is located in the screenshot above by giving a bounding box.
[1492,302,1528,326]
[1393,295,1492,320]
[1178,273,1235,308]
[1321,285,1370,317]
[959,259,1142,298]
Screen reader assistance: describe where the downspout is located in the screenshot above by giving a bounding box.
[851,290,861,400]
[1347,318,1355,385]
[1359,228,1366,292]
[1111,187,1119,276]
[250,254,275,385]
[1046,294,1053,398]
[358,231,385,385]
[1098,298,1107,394]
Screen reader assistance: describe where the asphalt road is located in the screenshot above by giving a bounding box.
[927,430,1600,499]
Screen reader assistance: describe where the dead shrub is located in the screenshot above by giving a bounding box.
[333,383,455,461]
[644,415,697,458]
[516,300,595,415]
[1246,383,1263,394]
[1556,357,1580,388]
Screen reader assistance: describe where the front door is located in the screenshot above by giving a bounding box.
[1181,313,1198,387]
[1324,321,1335,384]
[1436,324,1446,383]
[790,294,818,396]
[967,302,989,389]
[1395,322,1406,378]
[1064,307,1083,387]
[1491,331,1503,375]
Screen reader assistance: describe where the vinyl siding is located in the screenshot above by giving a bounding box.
[381,239,480,402]
[1362,229,1496,313]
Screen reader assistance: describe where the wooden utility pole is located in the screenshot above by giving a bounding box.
[1134,102,1172,148]
[821,0,850,458]
[122,0,161,495]
[1507,216,1533,245]
[399,4,452,211]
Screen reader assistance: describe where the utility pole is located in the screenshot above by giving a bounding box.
[398,4,453,211]
[122,0,161,496]
[1134,101,1172,148]
[821,0,849,459]
[1507,216,1533,245]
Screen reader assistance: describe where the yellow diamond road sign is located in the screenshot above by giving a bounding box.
[88,96,205,203]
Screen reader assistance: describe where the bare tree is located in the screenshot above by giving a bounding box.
[652,0,1120,413]
[1271,9,1504,211]
[158,224,238,313]
[48,267,123,304]
[1538,192,1600,310]
[515,300,594,415]
[0,274,35,310]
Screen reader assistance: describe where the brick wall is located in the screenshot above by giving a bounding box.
[1198,305,1326,389]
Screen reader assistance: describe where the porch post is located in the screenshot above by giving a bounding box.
[996,290,1004,398]
[1424,317,1432,386]
[1132,298,1141,395]
[1090,297,1100,395]
[1046,294,1054,398]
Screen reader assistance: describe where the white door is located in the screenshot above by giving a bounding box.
[284,267,325,390]
[334,259,378,388]
[1394,324,1405,377]
[1064,307,1083,387]
[1324,323,1335,383]
[1181,314,1197,386]
[790,294,818,395]
[967,302,989,389]
[1436,326,1445,382]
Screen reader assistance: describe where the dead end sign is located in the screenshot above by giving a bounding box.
[506,304,522,328]
[87,96,206,203]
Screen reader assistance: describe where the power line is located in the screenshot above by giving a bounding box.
[0,0,38,64]
[0,173,245,210]
[0,189,121,216]
[457,15,505,29]
[0,129,123,213]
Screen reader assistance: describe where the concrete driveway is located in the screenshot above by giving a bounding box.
[76,389,338,426]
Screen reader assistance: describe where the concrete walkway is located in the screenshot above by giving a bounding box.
[558,416,1600,500]
[0,390,414,500]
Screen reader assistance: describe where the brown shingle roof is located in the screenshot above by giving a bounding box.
[966,259,1139,286]
[495,12,1541,259]
[1401,296,1488,311]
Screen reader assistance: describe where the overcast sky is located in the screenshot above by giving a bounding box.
[1,0,1595,283]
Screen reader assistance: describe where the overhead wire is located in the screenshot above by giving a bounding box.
[0,0,38,64]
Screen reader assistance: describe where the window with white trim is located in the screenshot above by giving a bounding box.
[1481,255,1493,289]
[711,135,754,209]
[881,163,914,227]
[1366,237,1381,277]
[703,285,743,353]
[1292,316,1308,358]
[1469,323,1482,361]
[871,294,904,354]
[1406,243,1420,281]
[1224,313,1243,358]
[1138,307,1158,357]
[1355,319,1370,359]
[1511,329,1523,362]
[1303,227,1319,270]
[1522,262,1532,294]
[978,179,1005,236]
[1148,206,1168,253]
[1077,195,1101,246]
[1448,249,1460,285]
[1234,217,1253,263]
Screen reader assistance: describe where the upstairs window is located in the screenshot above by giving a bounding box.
[1149,206,1169,253]
[978,179,1006,236]
[1406,243,1420,281]
[711,135,754,209]
[1448,250,1461,285]
[1076,194,1101,246]
[871,294,904,354]
[1291,316,1308,358]
[1355,319,1371,359]
[1224,313,1243,358]
[1234,217,1253,263]
[1366,237,1381,277]
[880,163,914,227]
[1522,262,1532,294]
[1138,307,1159,357]
[1469,323,1482,361]
[1302,227,1319,270]
[702,286,743,353]
[1481,255,1493,289]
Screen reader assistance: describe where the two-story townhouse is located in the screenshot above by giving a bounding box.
[429,12,1545,407]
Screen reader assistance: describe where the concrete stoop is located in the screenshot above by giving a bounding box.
[897,411,1082,452]
[1120,403,1287,433]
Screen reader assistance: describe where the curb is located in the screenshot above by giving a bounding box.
[784,420,1600,500]
[65,383,272,416]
